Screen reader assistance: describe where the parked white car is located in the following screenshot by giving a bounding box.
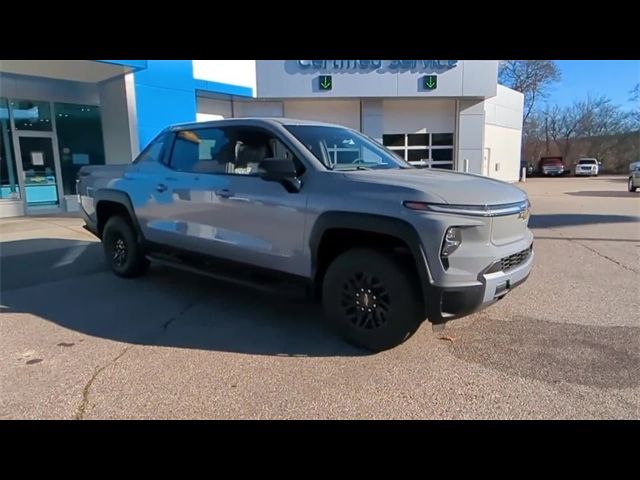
[574,158,600,176]
[629,163,640,192]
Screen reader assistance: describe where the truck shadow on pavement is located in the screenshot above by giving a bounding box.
[565,191,640,198]
[446,315,640,390]
[1,239,367,357]
[529,213,640,229]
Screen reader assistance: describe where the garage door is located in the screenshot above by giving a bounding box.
[383,132,454,169]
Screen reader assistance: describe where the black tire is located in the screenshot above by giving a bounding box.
[322,248,425,352]
[629,178,638,192]
[102,215,149,278]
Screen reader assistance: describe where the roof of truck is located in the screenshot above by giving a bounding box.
[171,117,347,131]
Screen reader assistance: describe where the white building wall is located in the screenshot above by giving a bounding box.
[192,60,256,94]
[283,100,361,130]
[256,61,498,99]
[484,85,524,129]
[483,85,524,182]
[98,74,140,165]
[484,125,522,182]
[361,99,384,142]
[458,100,486,175]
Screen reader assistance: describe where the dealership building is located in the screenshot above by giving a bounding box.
[0,60,523,218]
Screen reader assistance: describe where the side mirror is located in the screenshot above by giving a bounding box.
[258,157,301,193]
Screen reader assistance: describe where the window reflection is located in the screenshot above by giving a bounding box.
[0,98,20,199]
[10,99,53,132]
[54,103,106,195]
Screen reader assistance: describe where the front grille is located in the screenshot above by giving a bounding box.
[500,245,532,272]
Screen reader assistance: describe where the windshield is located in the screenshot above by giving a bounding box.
[578,159,597,165]
[284,125,413,171]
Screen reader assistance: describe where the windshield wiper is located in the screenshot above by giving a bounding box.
[331,165,372,171]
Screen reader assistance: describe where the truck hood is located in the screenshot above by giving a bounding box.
[343,168,527,205]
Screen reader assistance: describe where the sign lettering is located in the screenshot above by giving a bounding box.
[297,60,458,72]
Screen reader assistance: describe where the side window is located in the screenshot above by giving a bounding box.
[133,134,167,164]
[167,126,305,177]
[169,128,234,173]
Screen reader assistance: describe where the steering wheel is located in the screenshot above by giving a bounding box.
[351,157,366,164]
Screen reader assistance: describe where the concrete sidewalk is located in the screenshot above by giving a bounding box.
[0,214,98,258]
[0,214,103,291]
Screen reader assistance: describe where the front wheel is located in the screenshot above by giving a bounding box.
[102,215,149,278]
[322,248,425,352]
[629,178,638,192]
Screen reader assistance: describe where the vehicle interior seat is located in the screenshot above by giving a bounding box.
[191,141,236,174]
[234,141,270,174]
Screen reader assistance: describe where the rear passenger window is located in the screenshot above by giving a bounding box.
[133,134,168,164]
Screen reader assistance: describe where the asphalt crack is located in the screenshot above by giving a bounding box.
[75,345,135,420]
[162,294,204,332]
[74,295,204,419]
[573,240,639,274]
[543,227,639,274]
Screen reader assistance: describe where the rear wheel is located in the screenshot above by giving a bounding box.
[102,215,149,278]
[322,248,425,352]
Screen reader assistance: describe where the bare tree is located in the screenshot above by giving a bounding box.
[542,103,583,159]
[574,95,631,164]
[504,70,638,171]
[628,84,640,128]
[576,95,628,137]
[499,60,561,123]
[521,112,547,164]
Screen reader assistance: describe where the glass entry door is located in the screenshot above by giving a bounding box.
[17,135,61,207]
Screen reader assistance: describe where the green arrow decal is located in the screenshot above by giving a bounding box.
[423,75,437,90]
[319,75,332,90]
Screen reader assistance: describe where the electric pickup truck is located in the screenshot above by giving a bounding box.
[77,118,534,352]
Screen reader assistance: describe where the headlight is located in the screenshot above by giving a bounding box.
[441,227,462,257]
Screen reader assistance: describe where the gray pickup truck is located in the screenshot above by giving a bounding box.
[77,118,534,351]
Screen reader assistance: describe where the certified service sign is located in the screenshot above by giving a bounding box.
[297,60,458,72]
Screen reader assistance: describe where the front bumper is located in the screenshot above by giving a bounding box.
[426,246,534,322]
[479,249,533,304]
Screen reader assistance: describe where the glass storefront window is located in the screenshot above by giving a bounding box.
[0,98,20,199]
[10,99,53,131]
[54,103,106,195]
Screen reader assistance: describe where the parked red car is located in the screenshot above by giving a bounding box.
[538,157,567,176]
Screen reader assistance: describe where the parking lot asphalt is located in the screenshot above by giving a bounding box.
[1,175,638,419]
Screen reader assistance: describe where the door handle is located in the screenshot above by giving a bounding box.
[215,189,233,199]
[156,183,168,193]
